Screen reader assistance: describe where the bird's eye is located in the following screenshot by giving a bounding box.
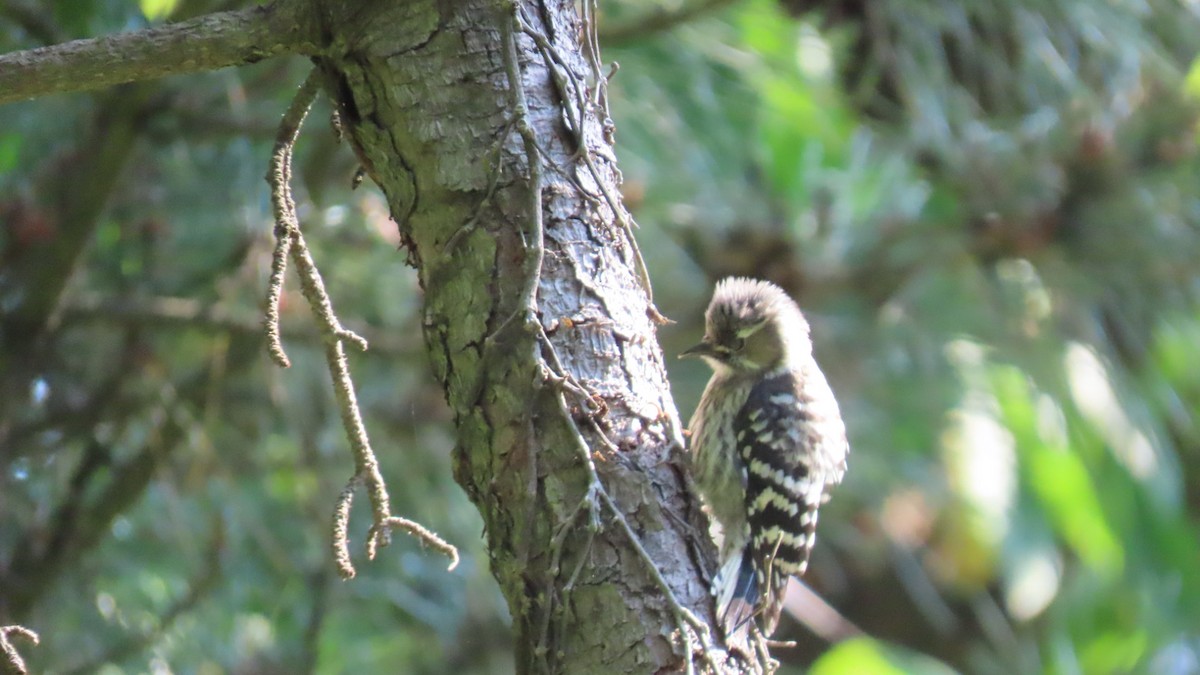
[731,337,745,352]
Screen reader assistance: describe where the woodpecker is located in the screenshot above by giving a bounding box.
[682,277,848,637]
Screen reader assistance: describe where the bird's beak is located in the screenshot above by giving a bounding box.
[680,341,717,360]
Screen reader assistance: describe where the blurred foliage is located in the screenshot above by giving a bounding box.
[2,0,1200,673]
[810,637,957,675]
[607,0,1200,672]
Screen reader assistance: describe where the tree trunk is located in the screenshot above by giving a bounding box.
[315,0,749,672]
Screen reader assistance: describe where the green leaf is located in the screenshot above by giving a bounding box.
[139,0,178,21]
[1080,629,1149,675]
[1184,56,1200,100]
[810,638,959,675]
[0,134,21,175]
[1026,448,1123,575]
[991,365,1124,577]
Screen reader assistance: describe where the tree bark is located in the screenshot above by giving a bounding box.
[314,0,747,671]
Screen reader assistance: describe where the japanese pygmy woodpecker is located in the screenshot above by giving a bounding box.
[683,277,848,636]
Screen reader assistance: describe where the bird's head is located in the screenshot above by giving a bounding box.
[681,277,811,376]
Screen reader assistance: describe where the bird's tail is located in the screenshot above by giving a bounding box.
[713,547,759,639]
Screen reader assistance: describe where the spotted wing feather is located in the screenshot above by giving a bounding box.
[733,365,847,634]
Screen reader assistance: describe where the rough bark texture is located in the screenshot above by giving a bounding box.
[314,0,746,671]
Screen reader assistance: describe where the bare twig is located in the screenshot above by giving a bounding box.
[500,4,546,318]
[264,69,458,580]
[378,517,459,570]
[541,365,718,675]
[331,473,360,579]
[265,69,322,368]
[517,9,666,323]
[288,223,371,352]
[264,72,369,379]
[497,12,564,670]
[750,624,778,673]
[533,318,722,671]
[539,497,598,662]
[0,625,38,675]
[265,229,295,367]
[580,0,606,108]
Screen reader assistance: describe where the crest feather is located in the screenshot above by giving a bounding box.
[707,277,809,337]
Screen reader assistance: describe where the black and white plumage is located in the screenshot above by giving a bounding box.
[682,277,848,637]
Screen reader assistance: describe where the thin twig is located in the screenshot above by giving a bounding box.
[549,377,717,674]
[499,10,568,670]
[264,69,321,368]
[266,74,371,356]
[535,316,729,670]
[580,0,606,108]
[291,237,370,351]
[534,462,600,670]
[331,473,360,579]
[750,624,779,673]
[0,625,38,675]
[500,3,546,317]
[264,228,294,367]
[264,68,458,580]
[380,517,459,570]
[517,9,665,322]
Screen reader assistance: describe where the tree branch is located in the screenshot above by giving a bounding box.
[0,3,319,105]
